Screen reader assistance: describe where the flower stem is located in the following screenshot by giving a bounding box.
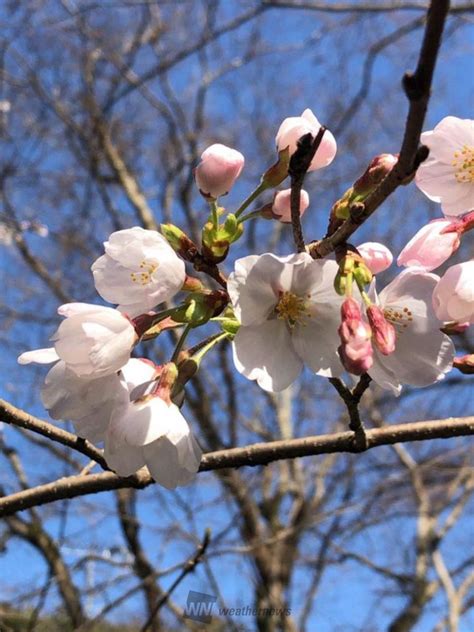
[234,181,268,218]
[171,324,192,363]
[209,199,219,230]
[237,209,262,224]
[191,332,229,363]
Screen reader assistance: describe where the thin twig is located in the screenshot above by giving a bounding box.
[140,530,211,632]
[308,0,450,259]
[288,127,326,252]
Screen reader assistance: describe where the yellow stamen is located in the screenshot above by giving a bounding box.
[130,259,159,286]
[452,145,474,183]
[275,291,310,328]
[383,306,413,337]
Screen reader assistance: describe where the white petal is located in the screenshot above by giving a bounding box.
[372,331,454,390]
[104,440,145,477]
[18,347,59,365]
[232,320,303,392]
[368,357,402,396]
[120,358,159,391]
[57,302,106,318]
[228,254,281,326]
[379,268,441,332]
[292,315,343,378]
[144,413,201,489]
[73,411,111,443]
[108,397,173,447]
[144,442,200,489]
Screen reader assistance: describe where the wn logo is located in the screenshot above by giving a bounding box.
[184,590,217,624]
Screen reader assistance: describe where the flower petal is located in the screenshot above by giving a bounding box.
[18,347,59,365]
[292,315,343,378]
[232,320,302,392]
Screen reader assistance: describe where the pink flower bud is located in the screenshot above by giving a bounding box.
[271,188,309,223]
[357,242,393,275]
[338,298,373,374]
[275,109,337,172]
[340,297,363,325]
[366,305,396,355]
[432,261,474,324]
[397,218,461,272]
[195,143,244,199]
[353,154,398,193]
[338,341,373,375]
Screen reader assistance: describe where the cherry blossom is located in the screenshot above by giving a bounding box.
[397,218,461,271]
[275,109,337,171]
[17,347,124,442]
[92,227,186,317]
[356,242,393,275]
[228,253,343,392]
[51,303,137,378]
[432,261,474,324]
[105,360,202,489]
[367,269,455,394]
[195,143,244,199]
[271,188,309,223]
[415,116,474,216]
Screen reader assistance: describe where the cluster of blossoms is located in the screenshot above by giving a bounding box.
[19,110,473,488]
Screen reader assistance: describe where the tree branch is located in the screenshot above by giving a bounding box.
[0,398,108,471]
[1,416,472,517]
[308,0,451,259]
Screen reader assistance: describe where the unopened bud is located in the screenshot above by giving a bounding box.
[161,224,198,261]
[357,242,393,275]
[181,275,205,293]
[338,342,373,375]
[353,154,398,194]
[174,290,228,327]
[338,298,373,375]
[366,305,396,355]
[195,144,244,199]
[331,154,397,221]
[271,188,309,223]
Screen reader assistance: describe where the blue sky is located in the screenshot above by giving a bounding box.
[0,1,473,630]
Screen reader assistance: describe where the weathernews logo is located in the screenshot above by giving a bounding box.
[184,590,217,624]
[184,590,292,625]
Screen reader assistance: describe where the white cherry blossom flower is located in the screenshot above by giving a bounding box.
[51,303,137,378]
[415,116,474,217]
[18,347,125,442]
[105,362,202,489]
[228,253,343,392]
[432,261,474,324]
[367,269,455,395]
[92,227,186,317]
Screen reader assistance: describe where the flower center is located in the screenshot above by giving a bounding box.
[452,145,474,183]
[130,259,159,286]
[275,291,310,328]
[383,306,413,336]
